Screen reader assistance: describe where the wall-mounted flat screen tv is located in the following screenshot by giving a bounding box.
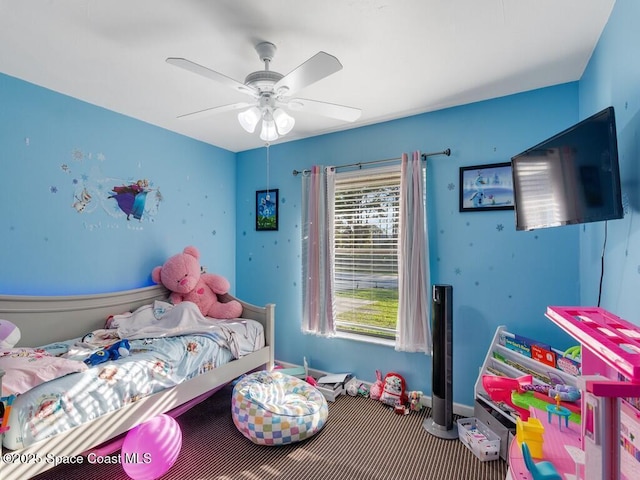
[511,106,623,231]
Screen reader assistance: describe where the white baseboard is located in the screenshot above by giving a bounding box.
[274,359,474,417]
[419,394,474,418]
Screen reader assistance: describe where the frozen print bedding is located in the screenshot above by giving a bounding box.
[1,301,264,450]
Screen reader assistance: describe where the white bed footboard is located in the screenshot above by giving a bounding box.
[0,285,275,479]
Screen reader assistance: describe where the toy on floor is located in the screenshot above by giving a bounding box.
[345,378,370,397]
[379,372,408,407]
[394,404,409,415]
[84,339,131,366]
[356,383,370,397]
[122,414,182,480]
[370,370,384,400]
[409,391,423,411]
[346,380,358,396]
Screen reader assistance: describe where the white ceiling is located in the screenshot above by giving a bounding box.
[0,0,615,153]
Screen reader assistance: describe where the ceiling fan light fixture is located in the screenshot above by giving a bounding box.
[260,117,278,142]
[237,106,261,133]
[273,108,295,135]
[169,42,361,144]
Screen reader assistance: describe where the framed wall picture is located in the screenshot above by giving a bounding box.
[256,189,279,231]
[459,162,514,212]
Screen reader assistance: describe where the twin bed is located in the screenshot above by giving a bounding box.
[0,285,275,479]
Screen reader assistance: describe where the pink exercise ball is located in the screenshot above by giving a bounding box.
[121,414,182,480]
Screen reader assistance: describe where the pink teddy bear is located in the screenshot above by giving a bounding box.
[152,246,242,319]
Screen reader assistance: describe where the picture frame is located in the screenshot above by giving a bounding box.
[256,189,279,231]
[459,162,514,212]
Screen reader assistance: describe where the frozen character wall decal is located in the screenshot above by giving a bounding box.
[63,149,162,227]
[109,179,151,221]
[69,174,162,226]
[72,188,93,212]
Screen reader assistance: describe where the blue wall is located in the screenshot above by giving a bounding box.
[235,84,581,405]
[577,0,640,323]
[0,73,238,295]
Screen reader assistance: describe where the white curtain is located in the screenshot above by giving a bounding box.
[301,165,336,336]
[396,151,432,354]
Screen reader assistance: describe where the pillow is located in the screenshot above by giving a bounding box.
[0,347,88,396]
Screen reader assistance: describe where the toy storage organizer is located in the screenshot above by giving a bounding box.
[473,326,579,462]
[545,306,640,480]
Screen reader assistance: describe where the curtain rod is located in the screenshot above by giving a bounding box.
[291,148,451,176]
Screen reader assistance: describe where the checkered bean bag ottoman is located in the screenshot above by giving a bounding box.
[231,370,328,446]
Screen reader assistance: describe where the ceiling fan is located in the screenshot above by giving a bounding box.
[166,41,362,141]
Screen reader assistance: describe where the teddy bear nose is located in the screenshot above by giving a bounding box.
[179,278,189,286]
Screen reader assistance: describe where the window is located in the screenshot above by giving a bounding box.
[333,165,401,339]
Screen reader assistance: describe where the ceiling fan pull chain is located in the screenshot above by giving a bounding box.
[266,142,271,198]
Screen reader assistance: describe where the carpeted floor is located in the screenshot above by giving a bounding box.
[32,385,508,480]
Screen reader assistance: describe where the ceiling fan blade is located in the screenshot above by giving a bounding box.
[287,98,362,122]
[166,57,258,97]
[177,101,255,120]
[274,52,343,96]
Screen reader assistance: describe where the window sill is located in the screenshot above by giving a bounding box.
[335,331,396,348]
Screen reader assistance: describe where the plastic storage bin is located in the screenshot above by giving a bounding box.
[457,417,501,462]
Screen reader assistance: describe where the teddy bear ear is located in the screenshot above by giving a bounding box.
[151,266,162,284]
[183,245,200,260]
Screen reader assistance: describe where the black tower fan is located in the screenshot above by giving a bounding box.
[423,284,458,439]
